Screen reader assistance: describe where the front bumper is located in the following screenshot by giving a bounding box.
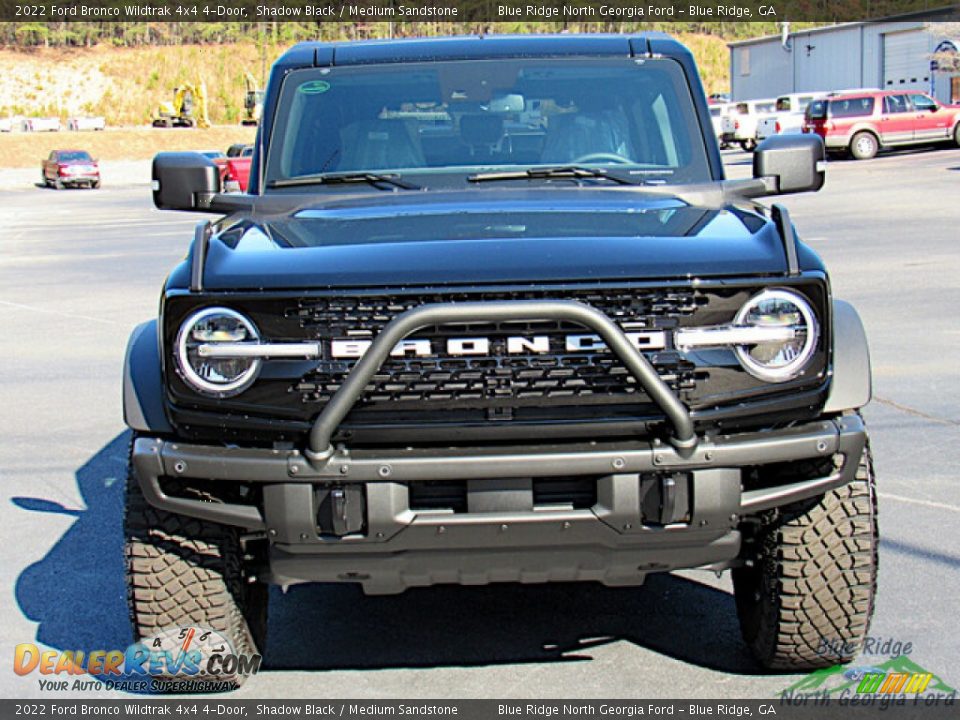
[60,174,99,184]
[132,414,866,594]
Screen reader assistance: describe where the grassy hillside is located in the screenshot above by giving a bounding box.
[0,44,269,125]
[0,31,735,126]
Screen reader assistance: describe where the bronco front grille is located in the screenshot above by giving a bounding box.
[163,279,831,440]
[287,287,705,409]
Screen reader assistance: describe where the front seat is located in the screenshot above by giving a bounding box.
[541,110,634,164]
[339,119,425,171]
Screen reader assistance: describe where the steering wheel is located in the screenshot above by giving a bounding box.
[571,152,633,165]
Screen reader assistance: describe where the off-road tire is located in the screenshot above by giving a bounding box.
[124,449,267,688]
[849,131,879,160]
[733,432,878,670]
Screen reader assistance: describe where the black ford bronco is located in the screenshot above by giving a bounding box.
[125,34,877,677]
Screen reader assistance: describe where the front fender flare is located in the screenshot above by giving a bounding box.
[123,320,173,434]
[824,299,872,413]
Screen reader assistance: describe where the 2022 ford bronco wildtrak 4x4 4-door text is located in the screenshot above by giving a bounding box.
[124,34,877,680]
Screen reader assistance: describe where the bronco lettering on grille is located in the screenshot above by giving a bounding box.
[329,332,666,359]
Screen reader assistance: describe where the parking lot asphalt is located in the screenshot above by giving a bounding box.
[1,147,958,700]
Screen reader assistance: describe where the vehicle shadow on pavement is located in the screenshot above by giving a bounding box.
[264,571,762,675]
[13,431,761,676]
[13,431,134,654]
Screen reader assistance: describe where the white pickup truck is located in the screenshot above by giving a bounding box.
[21,117,61,132]
[709,103,732,148]
[720,99,776,151]
[67,116,106,131]
[756,93,827,142]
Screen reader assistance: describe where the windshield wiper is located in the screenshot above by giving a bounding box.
[268,172,420,190]
[468,166,640,186]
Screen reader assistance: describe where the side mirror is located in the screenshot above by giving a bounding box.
[152,152,221,211]
[753,134,825,195]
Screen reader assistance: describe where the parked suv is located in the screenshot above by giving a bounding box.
[128,35,877,684]
[803,90,960,159]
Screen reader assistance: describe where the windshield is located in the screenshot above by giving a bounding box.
[806,100,827,120]
[266,57,711,186]
[58,151,92,162]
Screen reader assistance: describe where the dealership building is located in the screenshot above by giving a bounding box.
[728,12,960,104]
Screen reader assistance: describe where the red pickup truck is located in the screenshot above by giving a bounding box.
[212,144,253,192]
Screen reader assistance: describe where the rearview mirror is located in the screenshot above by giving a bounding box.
[152,152,221,211]
[753,134,825,195]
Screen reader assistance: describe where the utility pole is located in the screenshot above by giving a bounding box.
[259,22,267,88]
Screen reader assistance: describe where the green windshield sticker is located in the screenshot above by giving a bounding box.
[299,80,331,95]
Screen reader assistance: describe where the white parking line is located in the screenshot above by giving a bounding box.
[874,396,960,427]
[878,492,960,513]
[0,299,119,325]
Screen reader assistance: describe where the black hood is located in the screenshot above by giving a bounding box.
[189,188,811,290]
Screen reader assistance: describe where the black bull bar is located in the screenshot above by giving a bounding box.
[305,300,697,461]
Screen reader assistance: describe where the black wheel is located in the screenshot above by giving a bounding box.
[53,177,64,190]
[733,430,878,670]
[124,446,267,688]
[849,131,878,160]
[953,123,960,148]
[740,139,757,152]
[91,180,101,189]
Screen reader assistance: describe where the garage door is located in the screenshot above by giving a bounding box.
[883,30,930,92]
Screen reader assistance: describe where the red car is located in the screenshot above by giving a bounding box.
[803,90,960,160]
[42,149,100,189]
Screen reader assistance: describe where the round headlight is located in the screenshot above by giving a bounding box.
[175,307,261,396]
[733,289,819,382]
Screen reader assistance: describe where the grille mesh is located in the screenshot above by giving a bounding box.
[289,288,701,337]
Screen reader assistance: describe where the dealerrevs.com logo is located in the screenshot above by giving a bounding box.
[14,626,261,693]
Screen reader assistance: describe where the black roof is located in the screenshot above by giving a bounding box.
[274,33,691,69]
